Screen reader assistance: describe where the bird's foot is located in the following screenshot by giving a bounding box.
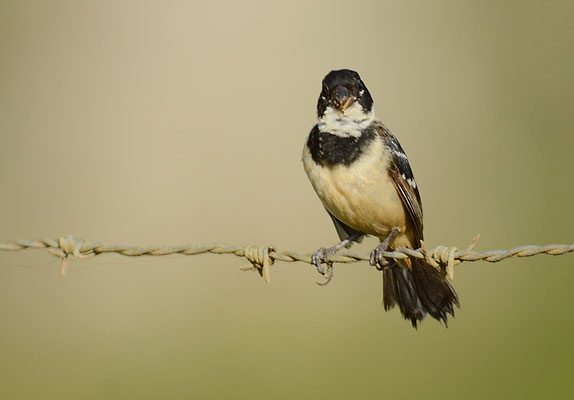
[369,227,400,270]
[311,246,336,285]
[312,233,362,285]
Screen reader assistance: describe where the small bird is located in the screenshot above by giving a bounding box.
[302,69,459,327]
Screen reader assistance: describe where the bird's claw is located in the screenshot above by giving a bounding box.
[370,226,400,270]
[369,247,389,270]
[311,247,327,274]
[316,264,333,286]
[312,247,335,285]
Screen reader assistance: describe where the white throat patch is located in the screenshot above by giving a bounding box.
[318,103,375,138]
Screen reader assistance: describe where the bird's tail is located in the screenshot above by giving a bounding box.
[382,258,460,328]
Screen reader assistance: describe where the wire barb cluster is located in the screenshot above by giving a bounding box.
[1,234,573,281]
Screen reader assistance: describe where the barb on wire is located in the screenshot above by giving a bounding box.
[1,234,573,281]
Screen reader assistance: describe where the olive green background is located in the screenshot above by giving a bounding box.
[1,1,573,399]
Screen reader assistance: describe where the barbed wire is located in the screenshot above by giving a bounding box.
[1,234,573,282]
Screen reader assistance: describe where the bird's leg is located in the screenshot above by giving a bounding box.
[312,232,362,285]
[369,227,400,270]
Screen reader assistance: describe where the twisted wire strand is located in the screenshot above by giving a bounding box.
[1,234,573,280]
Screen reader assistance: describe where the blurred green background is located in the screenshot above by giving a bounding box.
[1,0,573,398]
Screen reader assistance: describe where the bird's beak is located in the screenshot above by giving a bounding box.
[341,96,353,112]
[334,85,354,113]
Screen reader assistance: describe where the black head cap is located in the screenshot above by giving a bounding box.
[317,69,373,117]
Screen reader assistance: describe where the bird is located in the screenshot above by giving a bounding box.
[302,69,459,327]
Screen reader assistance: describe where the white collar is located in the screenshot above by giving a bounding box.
[317,103,375,138]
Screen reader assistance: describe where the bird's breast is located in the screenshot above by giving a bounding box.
[303,136,409,239]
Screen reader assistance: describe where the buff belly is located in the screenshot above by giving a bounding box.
[303,137,411,244]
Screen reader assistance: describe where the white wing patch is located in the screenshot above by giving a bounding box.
[401,173,417,188]
[393,150,408,160]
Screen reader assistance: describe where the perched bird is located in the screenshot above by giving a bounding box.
[302,69,459,327]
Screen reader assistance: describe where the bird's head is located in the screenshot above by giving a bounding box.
[317,69,373,118]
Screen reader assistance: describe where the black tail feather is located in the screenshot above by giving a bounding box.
[383,260,460,327]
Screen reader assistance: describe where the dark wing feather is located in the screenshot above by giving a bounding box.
[376,123,424,242]
[375,125,460,327]
[327,209,364,247]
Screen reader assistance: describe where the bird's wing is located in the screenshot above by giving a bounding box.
[376,123,424,242]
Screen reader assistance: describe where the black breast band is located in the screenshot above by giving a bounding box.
[306,125,376,167]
